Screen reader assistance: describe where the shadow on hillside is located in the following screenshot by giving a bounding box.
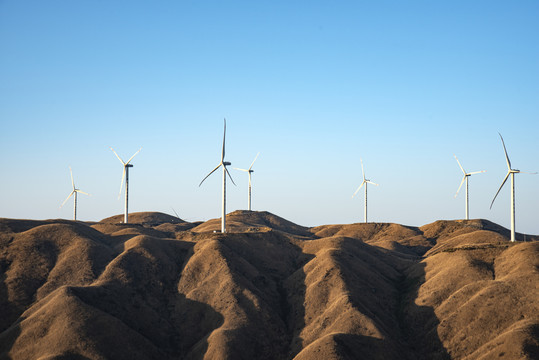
[0,270,17,334]
[214,231,315,359]
[0,236,59,332]
[285,252,314,359]
[333,333,408,359]
[0,237,225,359]
[72,238,225,359]
[0,278,22,359]
[398,261,450,360]
[308,237,450,359]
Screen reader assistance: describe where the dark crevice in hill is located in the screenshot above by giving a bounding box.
[209,232,310,359]
[397,263,451,360]
[283,265,310,359]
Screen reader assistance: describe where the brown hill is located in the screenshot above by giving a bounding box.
[100,211,185,225]
[0,216,537,359]
[310,222,433,257]
[191,210,312,237]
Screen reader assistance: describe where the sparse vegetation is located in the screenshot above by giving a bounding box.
[0,212,537,359]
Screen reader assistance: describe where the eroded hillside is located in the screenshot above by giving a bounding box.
[0,212,537,359]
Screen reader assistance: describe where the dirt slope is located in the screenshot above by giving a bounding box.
[192,210,312,237]
[99,211,184,225]
[0,215,537,359]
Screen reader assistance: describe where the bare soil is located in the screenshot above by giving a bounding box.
[0,212,537,359]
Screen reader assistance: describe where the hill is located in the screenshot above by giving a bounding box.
[99,211,185,225]
[191,210,312,237]
[0,214,537,359]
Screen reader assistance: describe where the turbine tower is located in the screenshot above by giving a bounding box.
[200,119,235,233]
[454,155,485,220]
[352,159,378,223]
[490,133,536,242]
[234,152,260,211]
[60,167,90,221]
[110,146,142,224]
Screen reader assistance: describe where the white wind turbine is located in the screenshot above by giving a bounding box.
[490,133,536,242]
[199,119,235,233]
[454,155,486,220]
[60,166,90,221]
[234,152,260,211]
[110,147,142,224]
[352,159,378,223]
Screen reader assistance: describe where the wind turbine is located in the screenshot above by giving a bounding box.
[490,133,536,242]
[60,166,90,221]
[199,119,235,233]
[454,155,486,220]
[352,159,378,223]
[234,152,260,211]
[110,146,142,224]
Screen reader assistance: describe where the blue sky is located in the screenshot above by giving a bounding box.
[1,1,538,233]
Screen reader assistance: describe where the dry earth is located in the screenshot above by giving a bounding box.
[0,211,537,359]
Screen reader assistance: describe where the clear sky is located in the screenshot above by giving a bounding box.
[1,1,538,233]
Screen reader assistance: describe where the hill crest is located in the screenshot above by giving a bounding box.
[1,214,537,359]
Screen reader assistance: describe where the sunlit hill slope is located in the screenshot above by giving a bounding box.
[0,211,537,359]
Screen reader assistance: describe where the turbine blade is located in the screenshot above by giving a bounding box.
[126,147,142,164]
[490,172,510,209]
[199,163,222,186]
[468,170,486,175]
[119,167,126,199]
[352,182,365,198]
[520,171,538,175]
[221,118,226,162]
[454,155,466,175]
[454,176,466,198]
[498,133,512,170]
[171,207,181,220]
[367,180,379,186]
[360,158,365,180]
[60,191,75,208]
[249,152,260,170]
[233,168,249,172]
[225,165,236,186]
[69,166,75,189]
[76,190,90,196]
[110,147,126,165]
